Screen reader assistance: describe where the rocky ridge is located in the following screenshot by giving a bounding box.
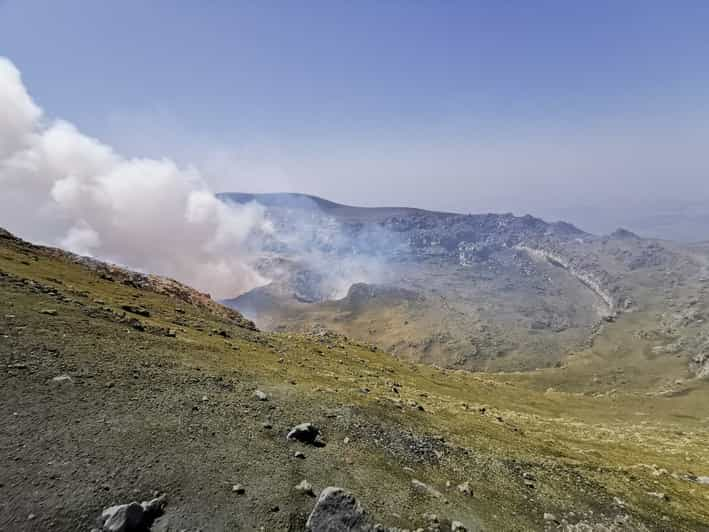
[222,193,709,376]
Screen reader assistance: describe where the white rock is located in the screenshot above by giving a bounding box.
[287,423,319,444]
[456,481,473,496]
[296,479,315,496]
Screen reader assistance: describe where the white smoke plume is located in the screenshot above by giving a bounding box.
[0,57,270,298]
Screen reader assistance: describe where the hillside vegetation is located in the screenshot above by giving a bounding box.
[1,228,709,531]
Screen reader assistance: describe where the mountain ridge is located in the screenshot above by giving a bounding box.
[218,191,587,234]
[220,192,709,376]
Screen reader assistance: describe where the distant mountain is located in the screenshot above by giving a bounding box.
[540,200,709,242]
[221,192,709,378]
[219,191,579,226]
[217,191,435,222]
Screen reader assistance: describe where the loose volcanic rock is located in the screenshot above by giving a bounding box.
[411,479,443,499]
[98,502,145,532]
[120,305,150,317]
[306,487,372,532]
[287,422,320,444]
[456,481,473,497]
[96,494,166,532]
[296,479,316,497]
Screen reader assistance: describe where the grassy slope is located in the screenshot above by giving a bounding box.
[1,234,708,531]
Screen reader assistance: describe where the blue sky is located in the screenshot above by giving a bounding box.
[1,1,708,238]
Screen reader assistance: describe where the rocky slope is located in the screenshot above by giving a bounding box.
[222,193,709,376]
[2,227,709,531]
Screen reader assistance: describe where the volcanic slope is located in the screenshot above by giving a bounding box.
[1,228,709,531]
[222,193,709,379]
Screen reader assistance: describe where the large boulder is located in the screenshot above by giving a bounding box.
[96,494,166,532]
[306,487,372,532]
[98,502,144,532]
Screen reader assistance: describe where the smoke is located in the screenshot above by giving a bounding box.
[0,57,270,298]
[220,194,407,303]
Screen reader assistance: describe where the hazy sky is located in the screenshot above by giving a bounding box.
[1,1,708,239]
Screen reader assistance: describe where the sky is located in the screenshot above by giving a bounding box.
[1,0,709,240]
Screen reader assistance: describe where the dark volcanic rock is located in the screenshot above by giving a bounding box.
[126,318,145,332]
[120,305,150,317]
